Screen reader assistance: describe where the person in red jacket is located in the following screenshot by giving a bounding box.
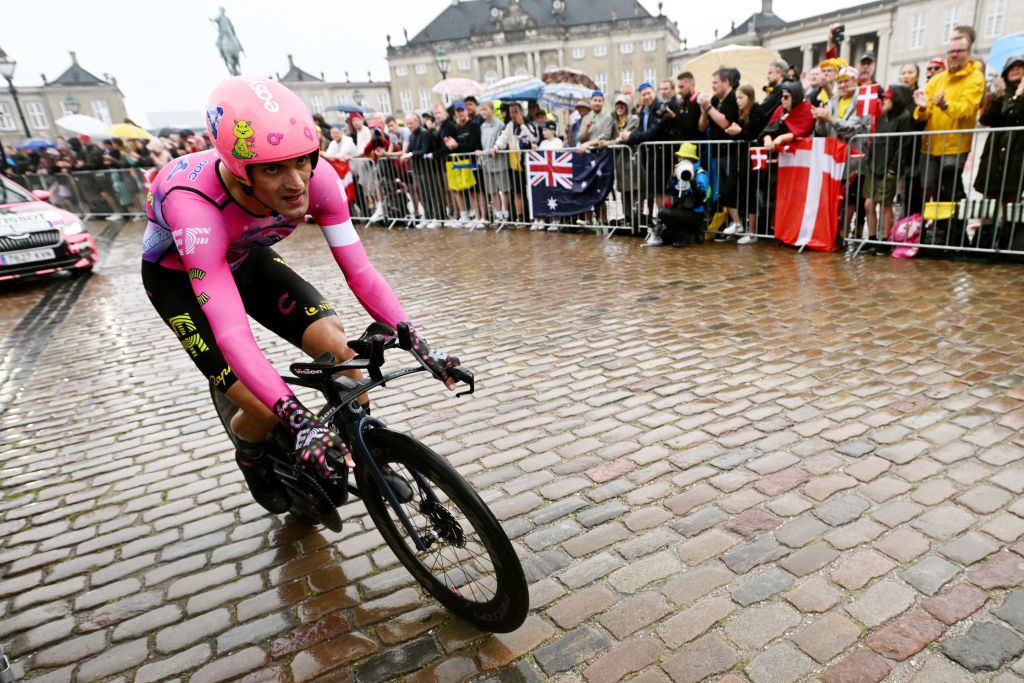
[762,82,814,151]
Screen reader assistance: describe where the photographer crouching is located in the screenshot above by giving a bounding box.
[647,143,710,248]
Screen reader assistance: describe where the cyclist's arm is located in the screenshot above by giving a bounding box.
[162,190,293,410]
[308,167,408,328]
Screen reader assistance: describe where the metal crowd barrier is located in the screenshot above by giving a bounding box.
[844,125,1024,256]
[349,145,638,236]
[10,168,149,220]
[636,139,778,244]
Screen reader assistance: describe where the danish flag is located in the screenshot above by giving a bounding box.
[857,84,882,132]
[774,137,848,252]
[526,151,574,190]
[750,147,769,171]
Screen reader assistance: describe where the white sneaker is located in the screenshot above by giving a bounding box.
[425,220,441,229]
[736,235,759,245]
[415,217,428,229]
[722,222,742,235]
[105,213,124,221]
[474,219,488,229]
[641,235,663,247]
[530,221,544,231]
[576,219,588,227]
[368,206,385,224]
[447,218,464,228]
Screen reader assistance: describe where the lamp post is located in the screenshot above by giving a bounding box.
[63,95,80,115]
[0,47,32,138]
[434,48,451,103]
[352,89,364,110]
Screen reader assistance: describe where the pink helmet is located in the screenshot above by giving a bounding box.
[205,76,319,183]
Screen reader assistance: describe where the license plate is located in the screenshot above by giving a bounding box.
[0,248,56,266]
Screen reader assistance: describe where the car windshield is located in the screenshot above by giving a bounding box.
[0,177,36,205]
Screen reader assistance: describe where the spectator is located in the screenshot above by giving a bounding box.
[671,72,703,140]
[464,95,482,125]
[973,56,1024,206]
[762,81,814,150]
[857,52,878,87]
[443,101,484,228]
[402,113,444,229]
[952,25,979,65]
[913,34,986,201]
[611,94,639,227]
[899,63,921,92]
[491,101,538,224]
[146,138,173,168]
[926,57,946,81]
[578,91,615,146]
[658,79,676,114]
[621,83,636,111]
[819,58,845,92]
[812,67,871,143]
[312,113,331,148]
[760,61,791,122]
[698,68,741,236]
[386,115,411,150]
[624,82,664,226]
[570,100,591,146]
[806,67,831,108]
[787,66,800,83]
[725,84,768,244]
[534,121,565,231]
[864,85,915,252]
[652,142,709,248]
[475,101,510,225]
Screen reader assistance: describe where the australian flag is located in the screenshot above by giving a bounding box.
[526,149,614,218]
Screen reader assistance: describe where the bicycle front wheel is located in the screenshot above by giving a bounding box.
[356,427,528,633]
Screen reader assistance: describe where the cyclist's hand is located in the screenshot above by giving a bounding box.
[273,396,348,477]
[408,328,460,390]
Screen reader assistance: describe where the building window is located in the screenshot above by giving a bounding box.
[985,0,1005,36]
[396,65,409,77]
[595,72,607,92]
[619,42,634,55]
[25,101,49,130]
[572,47,585,60]
[415,63,427,75]
[310,95,324,114]
[419,89,431,110]
[484,70,498,86]
[378,93,391,114]
[911,13,926,48]
[620,70,634,87]
[91,99,111,124]
[458,58,470,71]
[643,39,657,53]
[336,93,348,105]
[594,45,608,57]
[643,68,657,84]
[943,5,960,40]
[400,91,413,112]
[0,103,14,131]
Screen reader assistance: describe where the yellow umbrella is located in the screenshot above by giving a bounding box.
[681,44,783,102]
[106,123,154,140]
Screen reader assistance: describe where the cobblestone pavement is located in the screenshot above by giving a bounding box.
[4,221,1024,682]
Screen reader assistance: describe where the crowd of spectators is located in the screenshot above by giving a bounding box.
[4,23,1021,253]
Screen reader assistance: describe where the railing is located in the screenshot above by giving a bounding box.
[844,126,1024,256]
[10,168,150,220]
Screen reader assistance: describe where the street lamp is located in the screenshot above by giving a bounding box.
[434,48,452,103]
[63,95,80,115]
[352,89,364,108]
[0,47,31,138]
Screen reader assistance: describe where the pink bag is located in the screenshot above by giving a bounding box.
[889,213,922,259]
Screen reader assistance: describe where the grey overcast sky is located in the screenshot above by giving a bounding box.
[2,0,865,127]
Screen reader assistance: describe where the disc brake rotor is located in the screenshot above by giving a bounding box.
[421,499,466,547]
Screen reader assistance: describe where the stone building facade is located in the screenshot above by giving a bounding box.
[276,55,393,122]
[0,51,128,149]
[386,0,681,115]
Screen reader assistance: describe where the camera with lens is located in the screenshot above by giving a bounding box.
[830,24,846,45]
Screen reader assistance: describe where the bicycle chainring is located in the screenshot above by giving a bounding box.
[282,466,344,533]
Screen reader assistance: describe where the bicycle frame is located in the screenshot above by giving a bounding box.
[280,364,450,553]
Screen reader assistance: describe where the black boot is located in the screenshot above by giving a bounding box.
[235,440,290,514]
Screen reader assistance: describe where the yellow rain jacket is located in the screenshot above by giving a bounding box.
[914,61,985,157]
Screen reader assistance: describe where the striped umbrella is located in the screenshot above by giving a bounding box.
[432,78,483,99]
[541,68,598,91]
[479,75,545,102]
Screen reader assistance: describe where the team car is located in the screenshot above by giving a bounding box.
[0,175,97,281]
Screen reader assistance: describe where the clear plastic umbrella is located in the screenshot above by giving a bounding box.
[479,75,545,102]
[540,83,596,110]
[55,114,111,137]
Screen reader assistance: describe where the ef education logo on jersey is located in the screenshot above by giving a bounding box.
[242,76,280,113]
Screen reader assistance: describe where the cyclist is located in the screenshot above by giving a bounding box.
[141,76,459,514]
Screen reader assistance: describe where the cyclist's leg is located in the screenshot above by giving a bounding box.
[236,247,366,411]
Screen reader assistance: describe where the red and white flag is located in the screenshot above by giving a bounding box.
[774,137,848,252]
[857,84,882,131]
[750,147,769,171]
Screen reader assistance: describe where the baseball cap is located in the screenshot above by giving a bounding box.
[543,120,557,131]
[859,52,876,63]
[836,66,858,81]
[928,57,946,69]
[453,101,466,110]
[638,82,654,92]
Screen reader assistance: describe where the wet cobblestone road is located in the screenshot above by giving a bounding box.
[3,222,1024,682]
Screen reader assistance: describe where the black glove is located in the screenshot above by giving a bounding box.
[273,396,349,478]
[408,328,461,389]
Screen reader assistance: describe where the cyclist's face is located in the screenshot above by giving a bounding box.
[250,154,313,218]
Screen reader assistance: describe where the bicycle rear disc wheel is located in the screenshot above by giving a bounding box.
[356,427,528,633]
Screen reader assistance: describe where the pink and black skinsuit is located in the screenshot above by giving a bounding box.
[141,149,407,414]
